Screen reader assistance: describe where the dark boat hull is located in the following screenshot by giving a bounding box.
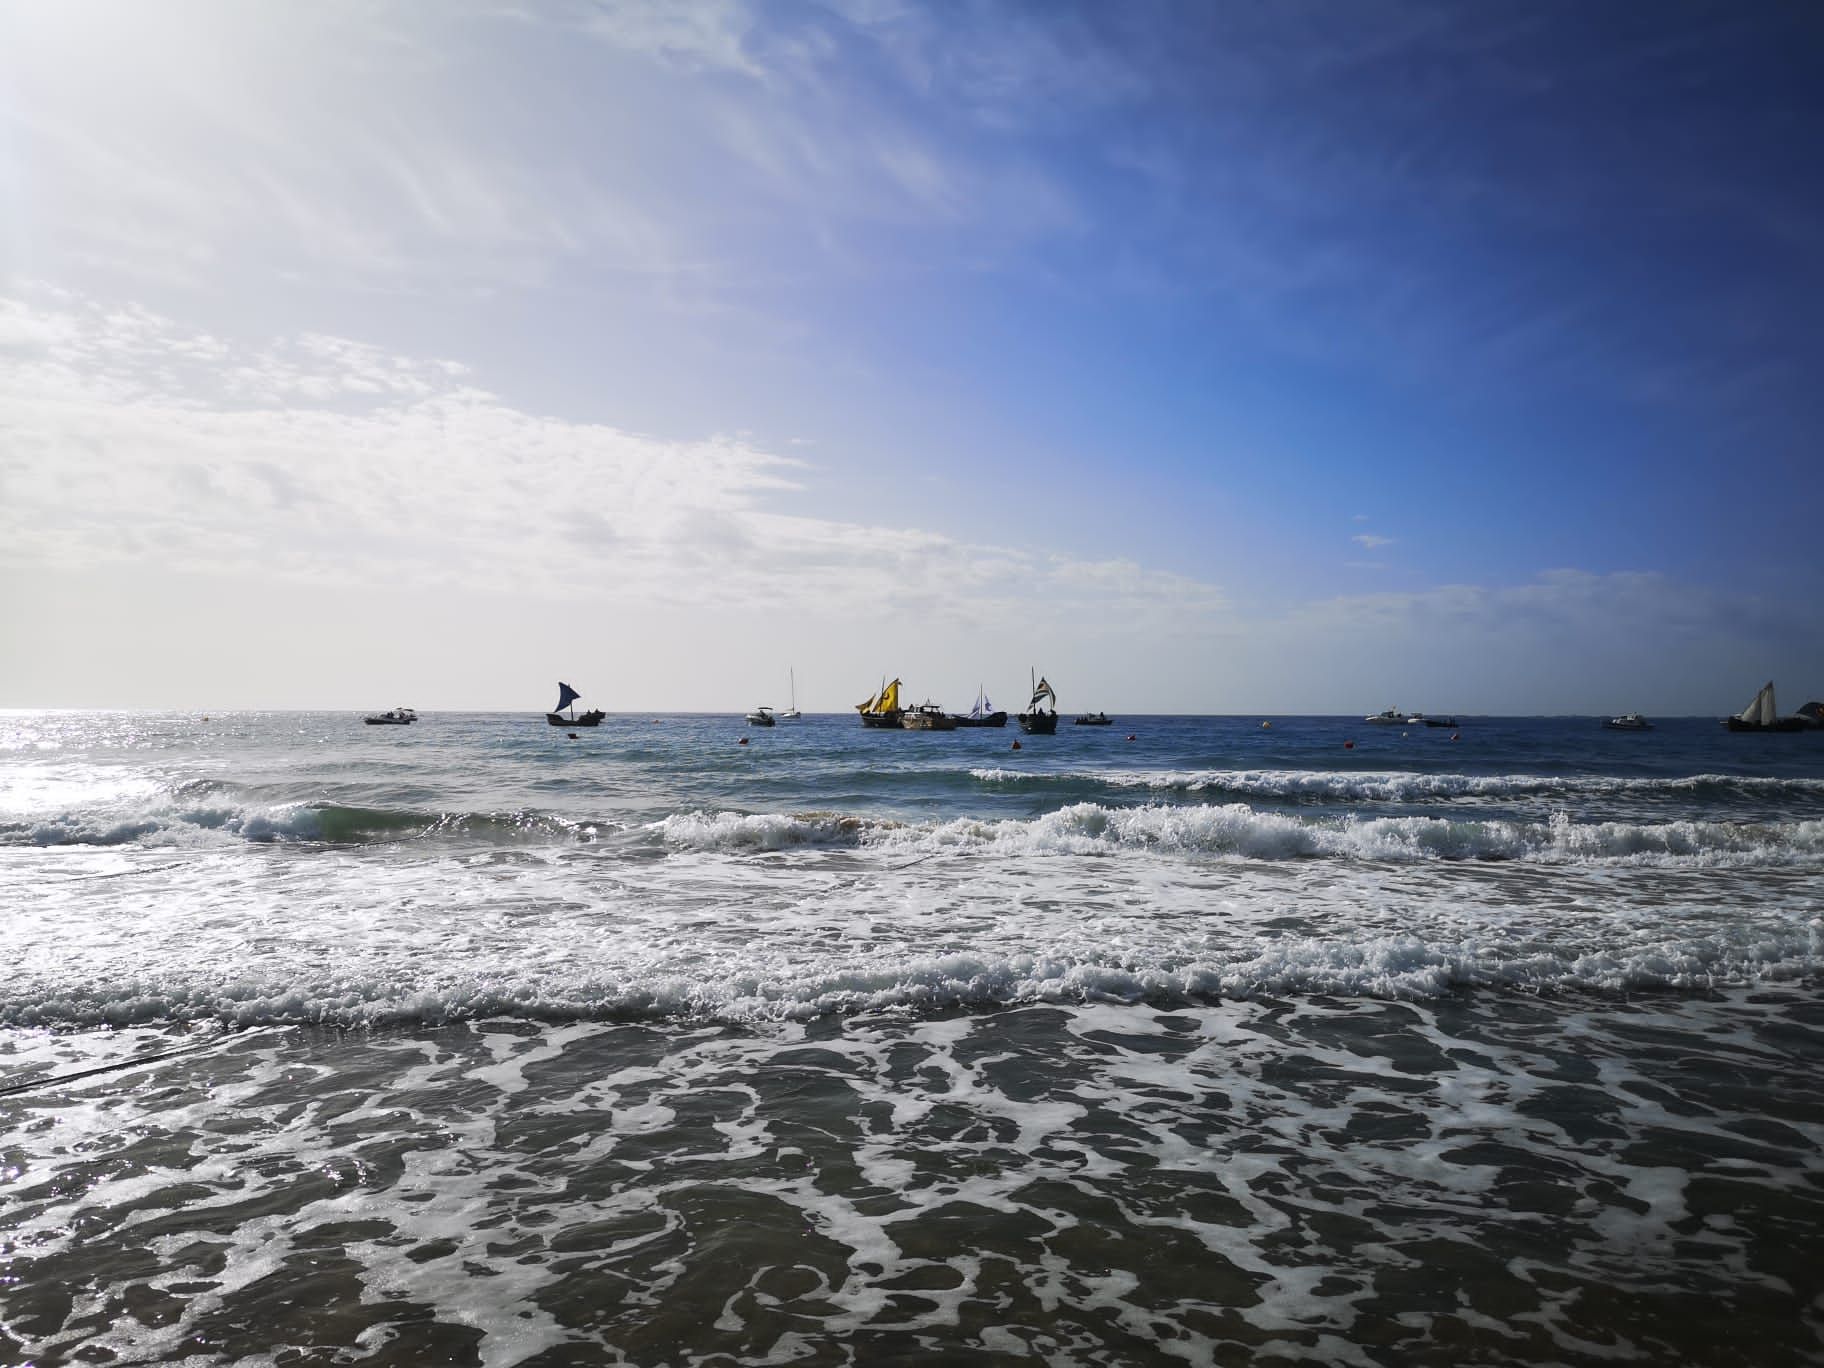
[547,710,605,727]
[364,717,414,725]
[1074,715,1112,726]
[951,712,1008,728]
[1018,711,1059,735]
[859,711,904,728]
[1424,718,1458,728]
[1724,717,1808,732]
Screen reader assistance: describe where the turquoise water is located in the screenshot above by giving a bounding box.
[2,711,1821,1363]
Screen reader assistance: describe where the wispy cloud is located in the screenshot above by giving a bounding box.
[1351,533,1395,550]
[0,288,1231,629]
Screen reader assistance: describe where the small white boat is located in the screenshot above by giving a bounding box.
[364,706,417,726]
[1604,713,1653,731]
[780,670,801,721]
[1364,709,1404,725]
[746,706,776,727]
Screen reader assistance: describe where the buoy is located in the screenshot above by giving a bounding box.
[1401,731,1409,738]
[1011,739,1022,751]
[1344,739,1355,750]
[567,732,578,739]
[1126,734,1136,742]
[1261,721,1271,729]
[738,736,749,745]
[1451,732,1460,741]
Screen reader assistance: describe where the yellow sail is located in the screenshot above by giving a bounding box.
[879,679,901,713]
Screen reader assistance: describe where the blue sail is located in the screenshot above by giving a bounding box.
[555,682,581,712]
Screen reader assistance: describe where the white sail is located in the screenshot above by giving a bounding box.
[1735,681,1777,726]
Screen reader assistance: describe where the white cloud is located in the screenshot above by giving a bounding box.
[0,289,1231,628]
[1351,532,1395,550]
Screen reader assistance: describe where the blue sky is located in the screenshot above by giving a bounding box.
[1,1,1820,711]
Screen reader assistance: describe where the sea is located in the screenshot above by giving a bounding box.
[2,710,1822,1367]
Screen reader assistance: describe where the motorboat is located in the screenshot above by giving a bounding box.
[1364,709,1404,725]
[546,681,606,727]
[746,706,776,726]
[901,702,958,731]
[364,707,417,725]
[1423,717,1458,728]
[1603,714,1653,731]
[1074,711,1112,726]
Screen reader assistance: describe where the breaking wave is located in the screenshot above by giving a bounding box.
[652,802,1824,866]
[969,767,1824,804]
[6,927,1821,1033]
[5,801,599,848]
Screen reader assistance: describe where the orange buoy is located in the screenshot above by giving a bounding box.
[1011,739,1022,750]
[1451,732,1460,741]
[1344,739,1355,749]
[738,736,749,745]
[1126,734,1136,742]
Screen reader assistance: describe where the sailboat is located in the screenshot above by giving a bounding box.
[780,670,801,721]
[1724,680,1807,732]
[951,685,1006,728]
[856,676,904,729]
[1017,670,1059,735]
[546,681,606,727]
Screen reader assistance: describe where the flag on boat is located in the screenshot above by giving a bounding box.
[1030,677,1056,709]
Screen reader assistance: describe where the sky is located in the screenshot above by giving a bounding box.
[2,0,1821,714]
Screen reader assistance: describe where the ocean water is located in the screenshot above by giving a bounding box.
[3,710,1822,1366]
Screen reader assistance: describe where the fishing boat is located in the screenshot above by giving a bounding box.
[746,706,776,727]
[364,706,417,726]
[1724,681,1807,732]
[901,702,958,731]
[780,670,801,721]
[951,686,1006,728]
[1364,709,1404,725]
[1074,711,1112,726]
[1017,671,1059,735]
[1603,713,1653,731]
[546,682,606,727]
[1423,716,1458,729]
[856,677,904,729]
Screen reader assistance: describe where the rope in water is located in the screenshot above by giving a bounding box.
[0,1032,264,1099]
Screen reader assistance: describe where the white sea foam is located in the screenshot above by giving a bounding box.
[2,926,1819,1032]
[970,766,1824,803]
[646,802,1824,867]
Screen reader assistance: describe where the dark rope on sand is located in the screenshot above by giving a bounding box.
[0,1031,265,1099]
[56,866,179,882]
[747,846,945,898]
